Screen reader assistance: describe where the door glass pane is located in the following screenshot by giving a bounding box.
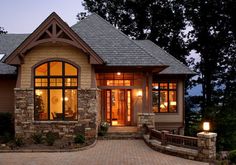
[127,90,131,122]
[65,89,77,120]
[50,89,62,120]
[65,63,77,76]
[169,91,177,112]
[50,62,62,76]
[106,91,111,123]
[35,89,48,120]
[35,63,47,76]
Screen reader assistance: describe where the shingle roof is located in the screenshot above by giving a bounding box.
[134,40,195,74]
[0,62,16,75]
[0,13,194,75]
[71,14,165,66]
[0,34,29,62]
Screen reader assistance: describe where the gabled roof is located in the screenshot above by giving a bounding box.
[134,40,195,74]
[4,12,103,65]
[0,34,29,62]
[0,12,194,75]
[0,62,16,75]
[72,14,165,66]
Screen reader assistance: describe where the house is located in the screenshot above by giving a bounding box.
[0,12,194,142]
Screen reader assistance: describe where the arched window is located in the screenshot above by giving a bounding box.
[34,61,78,121]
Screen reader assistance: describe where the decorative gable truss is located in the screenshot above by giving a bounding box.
[5,12,103,65]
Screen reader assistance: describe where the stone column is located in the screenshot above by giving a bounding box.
[197,132,217,161]
[78,89,100,142]
[137,113,155,131]
[14,88,34,139]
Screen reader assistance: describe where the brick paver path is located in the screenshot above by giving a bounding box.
[0,140,208,165]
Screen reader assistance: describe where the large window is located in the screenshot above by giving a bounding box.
[152,82,177,113]
[34,61,78,121]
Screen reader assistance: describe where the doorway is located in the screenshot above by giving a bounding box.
[105,89,131,126]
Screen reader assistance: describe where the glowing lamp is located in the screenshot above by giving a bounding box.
[203,122,210,132]
[137,91,142,97]
[117,72,121,75]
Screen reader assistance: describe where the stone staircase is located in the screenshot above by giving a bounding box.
[98,126,142,140]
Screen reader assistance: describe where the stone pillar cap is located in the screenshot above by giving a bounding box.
[197,132,217,138]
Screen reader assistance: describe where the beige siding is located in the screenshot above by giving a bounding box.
[0,78,16,113]
[20,44,92,89]
[154,79,184,123]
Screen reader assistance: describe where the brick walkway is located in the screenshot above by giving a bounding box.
[0,140,208,165]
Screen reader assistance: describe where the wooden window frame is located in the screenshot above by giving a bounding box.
[34,61,79,121]
[152,81,178,113]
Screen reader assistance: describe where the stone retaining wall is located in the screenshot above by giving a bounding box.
[137,113,155,129]
[14,88,100,144]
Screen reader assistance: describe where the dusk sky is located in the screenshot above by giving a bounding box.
[0,0,201,95]
[0,0,84,33]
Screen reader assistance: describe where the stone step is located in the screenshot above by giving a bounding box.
[98,132,142,140]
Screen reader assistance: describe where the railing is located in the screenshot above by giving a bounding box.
[166,133,198,149]
[150,129,162,141]
[147,129,198,149]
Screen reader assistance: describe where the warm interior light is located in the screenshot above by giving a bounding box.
[137,90,142,97]
[203,122,210,132]
[36,90,42,96]
[117,72,121,75]
[170,101,176,105]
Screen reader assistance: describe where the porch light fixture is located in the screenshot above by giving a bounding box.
[117,72,121,76]
[137,90,142,97]
[203,122,210,133]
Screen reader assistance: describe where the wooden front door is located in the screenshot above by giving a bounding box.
[104,89,132,126]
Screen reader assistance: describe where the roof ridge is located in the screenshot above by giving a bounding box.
[77,13,165,65]
[145,40,191,69]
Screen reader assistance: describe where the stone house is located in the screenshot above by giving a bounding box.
[0,12,194,142]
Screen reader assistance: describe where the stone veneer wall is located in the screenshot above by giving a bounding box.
[14,88,100,144]
[137,113,155,129]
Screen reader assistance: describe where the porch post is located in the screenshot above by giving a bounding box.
[148,73,152,113]
[142,72,146,112]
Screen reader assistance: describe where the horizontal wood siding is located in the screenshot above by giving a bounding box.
[0,78,16,113]
[21,44,92,89]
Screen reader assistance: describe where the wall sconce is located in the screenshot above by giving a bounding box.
[137,90,142,97]
[203,122,210,133]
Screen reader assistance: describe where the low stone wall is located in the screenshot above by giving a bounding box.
[143,128,217,162]
[14,88,100,145]
[137,113,155,129]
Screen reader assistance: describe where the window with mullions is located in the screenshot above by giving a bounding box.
[152,82,177,113]
[34,61,78,121]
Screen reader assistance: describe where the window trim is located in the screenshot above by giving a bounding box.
[33,59,80,121]
[152,81,178,113]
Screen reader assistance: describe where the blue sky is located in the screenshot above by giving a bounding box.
[0,0,84,33]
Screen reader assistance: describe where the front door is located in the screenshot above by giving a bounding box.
[105,89,131,126]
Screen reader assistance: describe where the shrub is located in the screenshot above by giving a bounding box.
[2,132,13,143]
[45,131,57,146]
[31,132,43,144]
[98,121,109,136]
[229,150,236,164]
[74,133,85,144]
[0,113,14,136]
[14,136,24,147]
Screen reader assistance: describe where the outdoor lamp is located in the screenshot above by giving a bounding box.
[137,91,142,97]
[203,122,210,133]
